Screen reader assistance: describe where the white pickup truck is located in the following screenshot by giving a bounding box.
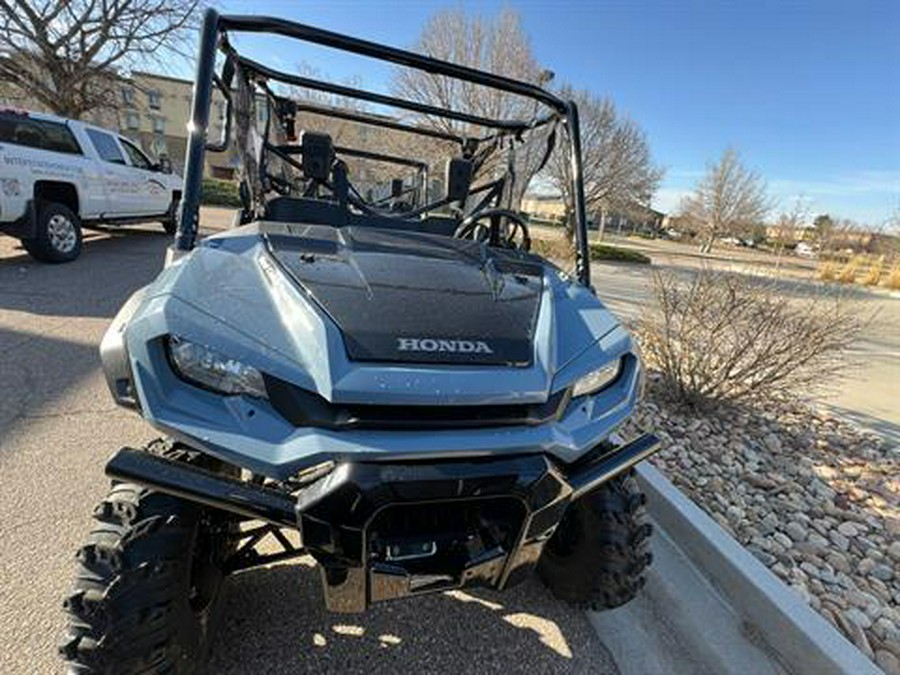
[0,109,183,262]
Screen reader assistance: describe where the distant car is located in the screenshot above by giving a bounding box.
[0,109,182,262]
[795,241,817,258]
[720,236,742,246]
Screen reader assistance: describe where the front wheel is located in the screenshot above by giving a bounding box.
[60,448,234,673]
[538,471,653,611]
[23,201,83,263]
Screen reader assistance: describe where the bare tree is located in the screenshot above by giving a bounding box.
[391,7,550,207]
[0,0,200,119]
[770,195,811,257]
[544,86,662,235]
[680,148,771,253]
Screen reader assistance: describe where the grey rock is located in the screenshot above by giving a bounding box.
[837,521,859,537]
[826,551,851,574]
[829,530,850,551]
[858,558,877,576]
[877,650,900,675]
[889,541,900,561]
[844,607,873,630]
[785,521,808,542]
[871,564,894,582]
[772,532,793,549]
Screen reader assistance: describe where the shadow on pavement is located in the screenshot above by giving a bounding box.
[821,404,900,447]
[0,227,170,318]
[210,561,613,674]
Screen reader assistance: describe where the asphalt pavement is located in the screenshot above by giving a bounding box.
[1,211,893,673]
[0,215,615,674]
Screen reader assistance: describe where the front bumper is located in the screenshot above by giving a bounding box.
[106,433,660,612]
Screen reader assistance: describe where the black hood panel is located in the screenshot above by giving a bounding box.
[265,224,544,366]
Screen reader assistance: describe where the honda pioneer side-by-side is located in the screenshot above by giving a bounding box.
[61,11,660,673]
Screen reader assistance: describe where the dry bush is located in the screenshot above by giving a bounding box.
[818,261,837,281]
[837,256,861,283]
[886,265,900,290]
[637,269,867,409]
[530,235,575,264]
[861,256,885,286]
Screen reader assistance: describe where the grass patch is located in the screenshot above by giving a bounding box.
[201,177,241,207]
[590,242,651,264]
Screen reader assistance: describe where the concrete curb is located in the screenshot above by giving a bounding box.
[636,463,881,675]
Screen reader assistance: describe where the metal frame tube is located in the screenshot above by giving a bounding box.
[176,7,219,252]
[565,101,592,286]
[219,14,568,113]
[295,102,464,145]
[237,56,535,132]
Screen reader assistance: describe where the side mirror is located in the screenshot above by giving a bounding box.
[157,156,173,174]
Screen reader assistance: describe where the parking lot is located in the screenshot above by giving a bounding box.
[0,212,620,674]
[1,210,896,674]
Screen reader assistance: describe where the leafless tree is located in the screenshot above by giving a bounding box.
[0,0,200,119]
[391,7,551,207]
[770,195,811,257]
[679,148,771,253]
[544,86,662,236]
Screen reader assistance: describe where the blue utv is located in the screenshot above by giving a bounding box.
[61,10,660,673]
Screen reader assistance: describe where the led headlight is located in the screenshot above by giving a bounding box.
[168,336,267,398]
[571,358,621,398]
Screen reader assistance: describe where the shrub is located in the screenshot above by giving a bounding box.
[201,177,241,207]
[818,261,837,281]
[837,256,861,284]
[589,242,651,264]
[886,265,900,290]
[637,269,866,409]
[861,256,884,286]
[530,238,651,265]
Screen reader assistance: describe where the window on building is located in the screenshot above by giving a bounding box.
[0,112,82,154]
[85,128,126,164]
[148,89,161,110]
[122,87,135,106]
[152,116,165,134]
[120,138,153,170]
[125,111,140,130]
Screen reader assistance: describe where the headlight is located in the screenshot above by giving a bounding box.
[168,336,267,398]
[572,358,621,398]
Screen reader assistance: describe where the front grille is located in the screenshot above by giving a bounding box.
[264,375,570,430]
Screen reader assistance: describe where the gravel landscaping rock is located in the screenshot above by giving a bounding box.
[629,377,899,671]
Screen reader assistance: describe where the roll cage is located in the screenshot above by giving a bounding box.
[176,9,592,286]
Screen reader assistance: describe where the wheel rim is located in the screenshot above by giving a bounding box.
[47,214,77,253]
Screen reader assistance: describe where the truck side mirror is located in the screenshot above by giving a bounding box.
[157,156,173,174]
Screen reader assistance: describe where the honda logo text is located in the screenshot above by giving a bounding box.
[397,337,493,354]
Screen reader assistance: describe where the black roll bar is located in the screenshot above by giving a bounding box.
[176,8,592,287]
[237,55,540,133]
[295,102,465,146]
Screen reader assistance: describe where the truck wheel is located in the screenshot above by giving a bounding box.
[162,196,180,235]
[23,201,83,263]
[538,471,653,611]
[60,444,234,674]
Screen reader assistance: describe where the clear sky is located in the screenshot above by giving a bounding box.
[212,0,900,225]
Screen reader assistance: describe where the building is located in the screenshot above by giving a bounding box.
[1,67,454,196]
[521,194,666,234]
